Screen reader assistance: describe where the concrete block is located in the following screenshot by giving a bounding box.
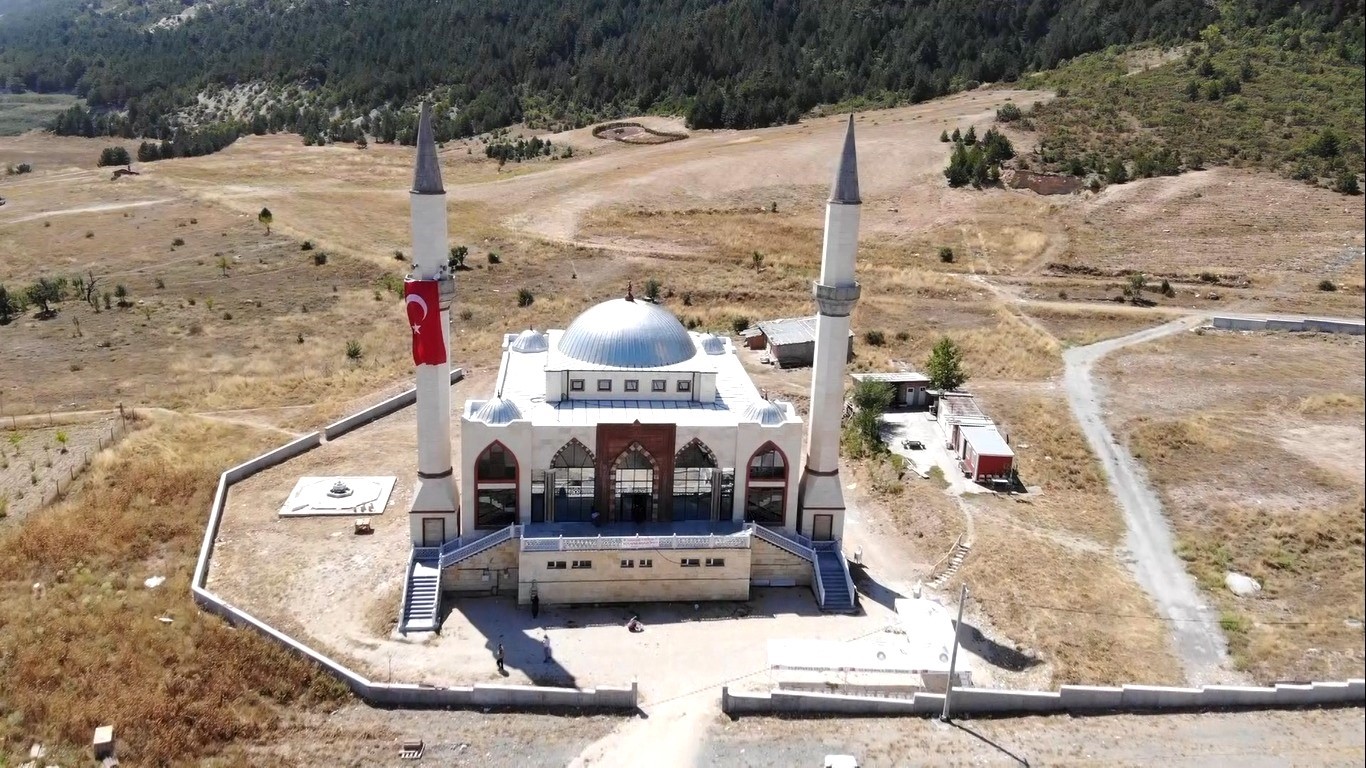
[1059,685,1124,712]
[1121,685,1205,709]
[1199,685,1278,708]
[92,726,114,759]
[951,688,1062,714]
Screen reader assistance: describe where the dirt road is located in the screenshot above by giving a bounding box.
[1062,314,1237,685]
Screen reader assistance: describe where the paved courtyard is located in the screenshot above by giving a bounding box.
[880,409,989,495]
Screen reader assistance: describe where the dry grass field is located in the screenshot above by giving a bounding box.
[2,83,1364,762]
[1100,329,1365,681]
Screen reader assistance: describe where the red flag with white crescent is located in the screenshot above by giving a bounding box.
[403,279,446,366]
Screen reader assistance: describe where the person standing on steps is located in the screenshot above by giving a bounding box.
[495,641,505,673]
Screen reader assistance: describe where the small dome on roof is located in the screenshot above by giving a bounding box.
[744,399,788,426]
[699,334,727,355]
[558,298,697,369]
[510,329,549,353]
[473,397,522,425]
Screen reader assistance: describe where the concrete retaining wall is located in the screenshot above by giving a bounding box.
[722,678,1366,717]
[323,368,464,440]
[191,396,637,714]
[1213,315,1365,335]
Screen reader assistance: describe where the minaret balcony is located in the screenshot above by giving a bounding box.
[812,281,861,318]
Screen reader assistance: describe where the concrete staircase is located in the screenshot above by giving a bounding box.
[815,548,856,612]
[929,539,972,590]
[400,560,441,633]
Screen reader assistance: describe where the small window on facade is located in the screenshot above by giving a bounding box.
[639,558,654,568]
[677,380,692,393]
[572,559,592,569]
[620,559,635,568]
[681,558,700,567]
[570,379,585,392]
[625,379,639,392]
[597,379,612,392]
[651,379,667,392]
[547,560,567,570]
[705,557,725,567]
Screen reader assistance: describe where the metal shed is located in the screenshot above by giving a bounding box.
[745,316,854,368]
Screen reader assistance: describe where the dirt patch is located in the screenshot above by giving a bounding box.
[1101,330,1366,681]
[591,121,688,145]
[1004,169,1084,195]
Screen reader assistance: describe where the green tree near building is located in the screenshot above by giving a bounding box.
[849,378,895,451]
[926,336,969,392]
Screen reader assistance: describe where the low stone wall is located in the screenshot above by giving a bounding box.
[722,679,1366,716]
[751,537,814,587]
[323,368,465,440]
[191,392,637,713]
[1213,315,1365,335]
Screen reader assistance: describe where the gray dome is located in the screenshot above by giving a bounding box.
[473,397,522,424]
[510,329,549,353]
[744,399,788,426]
[558,298,697,369]
[699,334,727,355]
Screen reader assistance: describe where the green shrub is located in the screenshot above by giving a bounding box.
[517,288,534,307]
[863,330,886,346]
[1317,279,1338,292]
[938,246,955,263]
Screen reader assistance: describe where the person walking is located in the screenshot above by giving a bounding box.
[495,641,505,673]
[542,632,553,663]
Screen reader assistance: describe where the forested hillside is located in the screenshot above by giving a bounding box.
[1,0,1228,141]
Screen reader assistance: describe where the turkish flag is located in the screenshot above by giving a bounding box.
[404,279,447,366]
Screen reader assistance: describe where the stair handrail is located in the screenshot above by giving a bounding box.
[929,532,965,579]
[746,522,815,561]
[438,524,521,569]
[838,539,856,607]
[398,552,419,629]
[812,552,827,606]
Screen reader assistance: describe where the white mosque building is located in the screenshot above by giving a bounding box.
[399,108,864,631]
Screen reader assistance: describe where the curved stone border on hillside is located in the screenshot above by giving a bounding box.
[189,368,639,711]
[591,121,688,144]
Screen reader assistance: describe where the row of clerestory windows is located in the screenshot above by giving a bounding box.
[568,378,690,393]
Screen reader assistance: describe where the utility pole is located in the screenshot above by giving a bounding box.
[941,583,968,722]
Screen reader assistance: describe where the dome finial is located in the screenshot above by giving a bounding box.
[626,281,635,302]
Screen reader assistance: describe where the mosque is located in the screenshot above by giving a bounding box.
[398,106,864,631]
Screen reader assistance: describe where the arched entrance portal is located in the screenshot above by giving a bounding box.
[613,443,657,524]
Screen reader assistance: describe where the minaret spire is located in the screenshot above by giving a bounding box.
[412,102,444,195]
[829,114,860,205]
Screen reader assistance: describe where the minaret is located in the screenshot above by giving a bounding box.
[406,103,459,547]
[798,114,862,542]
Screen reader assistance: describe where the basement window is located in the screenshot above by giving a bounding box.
[571,560,593,569]
[639,559,654,568]
[680,558,700,568]
[705,557,725,567]
[547,560,567,570]
[620,559,635,568]
[570,379,585,392]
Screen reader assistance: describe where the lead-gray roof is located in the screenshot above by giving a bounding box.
[412,103,444,195]
[557,298,699,369]
[754,316,854,347]
[472,396,523,425]
[829,114,860,205]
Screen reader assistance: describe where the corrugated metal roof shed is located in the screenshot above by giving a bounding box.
[960,424,1014,457]
[754,316,854,347]
[851,371,930,384]
[938,393,985,420]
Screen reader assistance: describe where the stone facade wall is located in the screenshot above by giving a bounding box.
[441,538,520,594]
[750,537,813,586]
[517,547,751,604]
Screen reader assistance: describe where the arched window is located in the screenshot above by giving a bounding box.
[748,443,786,480]
[673,440,717,522]
[475,442,517,529]
[745,442,787,526]
[548,439,596,523]
[477,442,517,482]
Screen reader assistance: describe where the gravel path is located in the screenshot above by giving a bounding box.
[1062,314,1238,685]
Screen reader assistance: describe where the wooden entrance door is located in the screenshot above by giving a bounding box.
[813,514,834,541]
[421,517,445,547]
